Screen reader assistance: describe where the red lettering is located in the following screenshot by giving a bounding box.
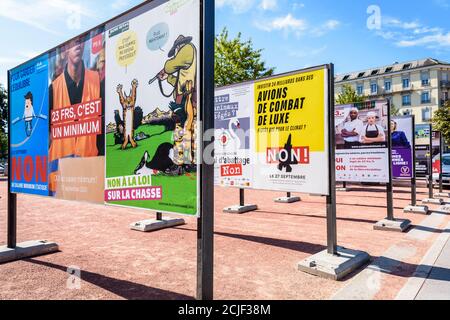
[23,156,33,182]
[35,156,47,183]
[12,157,21,181]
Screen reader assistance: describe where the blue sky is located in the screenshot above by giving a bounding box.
[1,0,450,86]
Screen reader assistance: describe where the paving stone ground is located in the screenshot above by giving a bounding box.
[0,179,449,300]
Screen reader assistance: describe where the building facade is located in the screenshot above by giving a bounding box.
[335,58,450,124]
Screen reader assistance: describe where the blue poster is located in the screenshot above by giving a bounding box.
[9,54,50,196]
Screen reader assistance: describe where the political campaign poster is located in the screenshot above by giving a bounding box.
[415,124,431,177]
[104,0,200,216]
[335,100,390,183]
[391,116,414,179]
[432,131,442,178]
[9,55,50,196]
[48,28,105,203]
[251,67,330,195]
[214,84,254,188]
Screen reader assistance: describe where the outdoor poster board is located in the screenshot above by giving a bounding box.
[104,0,200,216]
[8,0,202,217]
[214,65,331,195]
[415,124,431,177]
[432,131,442,178]
[9,55,50,196]
[335,100,390,183]
[391,116,414,179]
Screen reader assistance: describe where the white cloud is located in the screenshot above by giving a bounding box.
[215,0,255,13]
[255,14,307,34]
[111,0,133,11]
[0,0,95,35]
[397,32,450,48]
[311,19,341,36]
[260,0,277,11]
[372,15,450,50]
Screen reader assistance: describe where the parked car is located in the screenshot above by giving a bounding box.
[433,153,450,188]
[0,164,4,176]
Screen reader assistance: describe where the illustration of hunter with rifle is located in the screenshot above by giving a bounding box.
[149,35,197,174]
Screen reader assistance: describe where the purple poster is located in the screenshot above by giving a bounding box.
[391,116,414,179]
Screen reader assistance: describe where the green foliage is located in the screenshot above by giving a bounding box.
[336,84,367,105]
[0,84,7,159]
[0,131,7,159]
[215,28,275,87]
[432,101,450,144]
[390,103,401,117]
[0,84,7,134]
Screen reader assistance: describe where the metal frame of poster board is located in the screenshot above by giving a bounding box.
[5,0,214,300]
[216,64,351,258]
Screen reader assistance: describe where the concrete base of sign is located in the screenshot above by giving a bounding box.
[422,198,444,205]
[373,218,412,233]
[223,205,258,214]
[403,205,430,215]
[274,196,301,203]
[298,246,370,281]
[435,205,450,214]
[336,188,350,192]
[434,192,450,199]
[0,240,59,264]
[130,218,185,232]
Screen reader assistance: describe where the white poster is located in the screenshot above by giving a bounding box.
[214,84,254,188]
[335,100,390,183]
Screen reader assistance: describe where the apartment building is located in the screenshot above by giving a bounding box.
[335,58,450,124]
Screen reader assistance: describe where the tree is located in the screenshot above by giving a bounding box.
[0,131,7,160]
[0,84,7,134]
[390,103,401,117]
[432,101,450,144]
[215,28,275,87]
[0,84,7,160]
[335,84,367,105]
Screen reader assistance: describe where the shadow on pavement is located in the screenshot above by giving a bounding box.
[256,210,378,225]
[174,227,326,255]
[24,258,194,300]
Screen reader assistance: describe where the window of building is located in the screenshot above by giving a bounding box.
[357,85,364,95]
[385,67,393,73]
[371,83,378,94]
[402,94,411,106]
[357,72,365,78]
[403,63,412,70]
[384,80,392,92]
[342,75,350,81]
[403,78,410,89]
[422,107,432,122]
[421,91,431,104]
[442,72,449,82]
[403,109,411,116]
[421,72,430,86]
[371,70,379,76]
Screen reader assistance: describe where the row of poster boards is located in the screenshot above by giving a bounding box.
[215,93,443,190]
[9,0,202,217]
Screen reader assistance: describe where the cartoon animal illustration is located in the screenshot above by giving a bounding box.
[134,143,175,175]
[117,79,139,150]
[222,118,242,151]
